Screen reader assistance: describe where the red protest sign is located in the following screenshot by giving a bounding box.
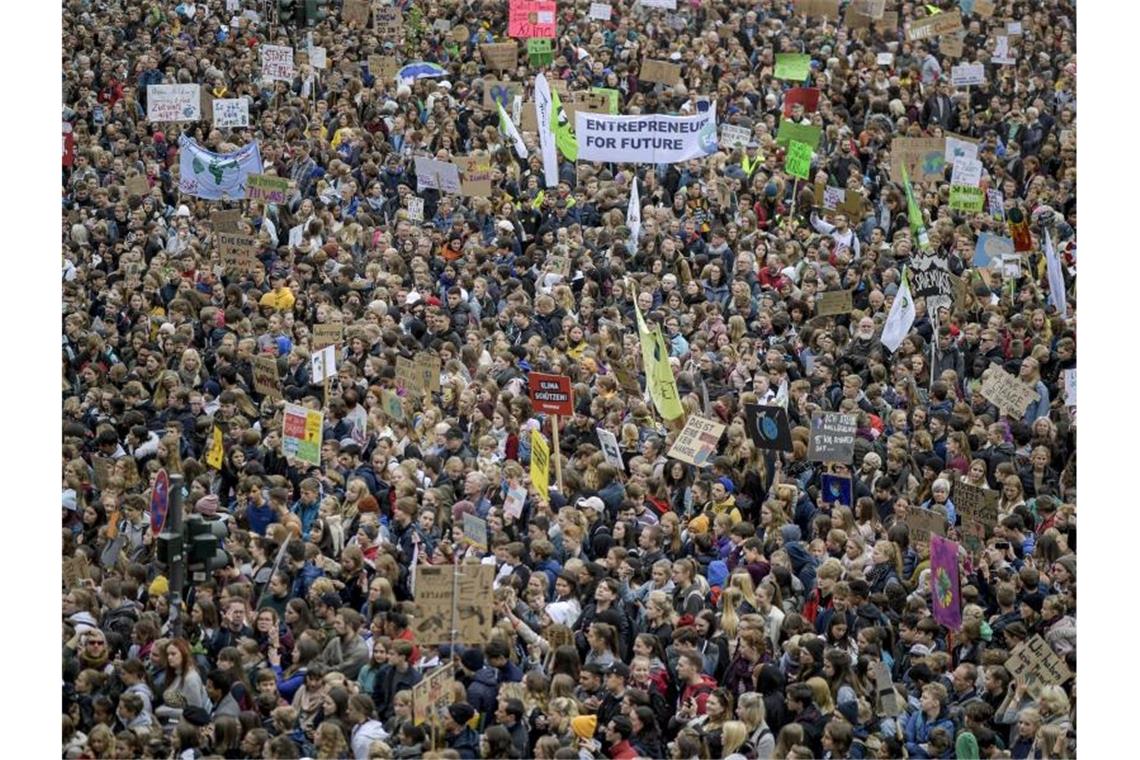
[783,87,821,117]
[529,372,574,416]
[509,0,557,38]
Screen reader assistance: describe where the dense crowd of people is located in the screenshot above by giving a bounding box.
[62,0,1077,757]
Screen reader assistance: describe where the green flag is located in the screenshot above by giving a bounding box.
[633,285,684,421]
[900,164,931,253]
[549,87,579,162]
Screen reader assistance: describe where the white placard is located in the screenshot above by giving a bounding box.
[950,63,985,86]
[720,124,752,150]
[261,44,296,82]
[876,52,894,66]
[146,84,202,122]
[1063,369,1076,408]
[589,2,612,20]
[945,135,979,163]
[309,46,327,69]
[823,186,845,210]
[992,36,1015,64]
[596,427,625,470]
[640,0,677,7]
[212,98,250,128]
[227,0,241,10]
[407,196,424,222]
[413,157,462,194]
[311,345,337,383]
[951,157,983,187]
[1006,21,1022,34]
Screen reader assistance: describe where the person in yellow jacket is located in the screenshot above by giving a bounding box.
[258,271,296,312]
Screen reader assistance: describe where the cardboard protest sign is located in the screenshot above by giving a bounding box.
[968,0,996,17]
[890,137,946,182]
[744,404,793,451]
[217,231,257,272]
[783,87,821,117]
[483,79,525,109]
[850,0,885,16]
[212,98,249,128]
[374,5,402,40]
[206,426,225,470]
[951,63,985,86]
[413,352,442,395]
[774,53,811,82]
[310,345,336,384]
[1005,635,1073,692]
[395,356,422,396]
[904,507,948,548]
[508,0,557,38]
[342,0,370,25]
[453,155,493,197]
[530,429,550,501]
[940,33,965,58]
[412,663,456,725]
[596,427,625,470]
[845,6,896,30]
[246,173,289,204]
[368,54,399,81]
[667,415,726,467]
[462,512,489,551]
[589,2,612,20]
[945,134,979,163]
[312,322,344,350]
[481,42,518,70]
[125,175,150,197]
[639,59,683,86]
[282,403,323,466]
[252,356,282,400]
[776,120,822,149]
[411,566,454,644]
[820,474,853,507]
[816,289,854,316]
[954,481,999,552]
[793,0,840,17]
[907,9,963,41]
[980,366,1040,417]
[456,565,496,644]
[413,157,462,194]
[784,139,813,179]
[992,35,1015,64]
[211,209,243,233]
[147,84,202,122]
[529,372,574,416]
[808,412,857,463]
[721,124,752,150]
[260,45,295,82]
[813,184,863,219]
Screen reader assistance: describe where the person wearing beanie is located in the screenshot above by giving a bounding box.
[570,713,597,742]
[194,494,220,517]
[457,647,499,723]
[444,703,479,759]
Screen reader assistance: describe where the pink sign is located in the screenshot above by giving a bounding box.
[508,0,557,38]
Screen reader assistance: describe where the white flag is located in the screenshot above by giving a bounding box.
[1044,229,1067,318]
[881,269,917,353]
[627,176,641,254]
[535,74,559,188]
[497,100,529,159]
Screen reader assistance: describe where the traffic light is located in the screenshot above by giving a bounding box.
[183,514,230,577]
[304,0,328,25]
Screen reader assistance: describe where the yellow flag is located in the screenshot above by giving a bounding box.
[632,288,685,421]
[206,426,225,470]
[530,429,550,502]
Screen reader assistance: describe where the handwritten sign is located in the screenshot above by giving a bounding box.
[413,157,461,194]
[395,356,422,397]
[368,54,399,81]
[282,403,323,466]
[816,289,854,316]
[381,389,405,422]
[374,5,402,40]
[481,42,518,71]
[407,196,424,222]
[217,231,257,272]
[639,59,682,86]
[211,209,243,234]
[508,0,557,38]
[905,507,948,549]
[1005,635,1073,691]
[253,356,282,399]
[980,366,1040,417]
[589,2,612,20]
[949,186,984,212]
[453,155,493,197]
[246,174,289,204]
[954,482,999,552]
[907,9,963,41]
[667,415,726,467]
[774,53,811,82]
[951,63,985,86]
[793,0,840,17]
[412,663,456,725]
[413,352,442,395]
[721,124,752,150]
[260,45,295,82]
[528,372,574,416]
[503,485,527,520]
[342,0,370,25]
[596,427,624,470]
[808,411,857,463]
[212,98,249,128]
[462,513,489,551]
[784,139,812,179]
[147,84,202,122]
[312,322,344,350]
[775,120,822,149]
[890,137,946,183]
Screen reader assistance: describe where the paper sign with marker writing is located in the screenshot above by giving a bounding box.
[509,0,557,38]
[212,98,249,127]
[784,139,812,179]
[945,134,979,163]
[950,157,982,187]
[774,53,811,82]
[147,85,202,122]
[589,2,612,19]
[951,63,985,86]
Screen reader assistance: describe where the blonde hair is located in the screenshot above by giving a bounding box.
[721,720,749,755]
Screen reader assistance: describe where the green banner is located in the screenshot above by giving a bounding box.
[774,53,811,81]
[776,120,822,149]
[591,86,621,114]
[949,185,984,212]
[785,140,812,179]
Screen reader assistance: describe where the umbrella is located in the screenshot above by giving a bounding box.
[397,62,447,83]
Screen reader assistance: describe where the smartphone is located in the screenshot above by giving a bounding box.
[995,541,1010,550]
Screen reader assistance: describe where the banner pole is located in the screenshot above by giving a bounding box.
[551,414,564,493]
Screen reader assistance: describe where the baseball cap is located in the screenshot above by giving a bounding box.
[576,496,605,513]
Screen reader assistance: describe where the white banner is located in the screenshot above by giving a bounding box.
[535,74,559,188]
[575,109,719,164]
[589,2,612,19]
[640,0,677,8]
[147,84,201,122]
[261,44,295,81]
[627,177,641,254]
[212,98,249,128]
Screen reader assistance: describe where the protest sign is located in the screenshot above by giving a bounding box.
[945,134,979,163]
[905,507,948,548]
[217,231,257,272]
[413,157,462,194]
[890,137,946,182]
[206,426,225,470]
[808,411,857,463]
[954,481,999,552]
[342,0,370,25]
[744,404,793,452]
[783,87,821,116]
[483,79,525,109]
[949,185,984,212]
[480,42,518,70]
[907,9,962,40]
[940,33,965,58]
[589,2,612,20]
[992,35,1015,64]
[971,0,996,16]
[667,415,726,467]
[951,63,985,86]
[793,0,840,17]
[312,322,344,350]
[508,0,557,38]
[252,356,282,400]
[775,120,822,149]
[453,155,493,197]
[530,430,550,501]
[367,54,399,80]
[412,352,442,395]
[503,485,527,520]
[374,5,402,39]
[462,513,489,551]
[1005,635,1073,692]
[784,139,812,179]
[973,233,1014,268]
[147,84,201,122]
[876,52,894,66]
[528,372,574,416]
[1006,20,1022,35]
[813,184,864,218]
[125,175,150,197]
[873,661,902,717]
[308,46,327,69]
[820,474,853,507]
[282,403,323,466]
[596,427,624,470]
[639,59,683,86]
[910,251,954,308]
[260,45,295,81]
[246,173,289,204]
[411,566,454,644]
[721,124,752,150]
[381,389,405,422]
[980,366,1040,417]
[178,136,263,201]
[950,157,983,187]
[774,53,811,82]
[527,37,553,66]
[412,663,456,725]
[591,87,621,114]
[310,345,336,384]
[456,565,496,644]
[640,0,677,8]
[816,289,854,316]
[575,110,718,164]
[987,189,1006,221]
[395,356,422,396]
[930,535,962,630]
[407,196,424,221]
[212,98,249,128]
[1064,368,1076,407]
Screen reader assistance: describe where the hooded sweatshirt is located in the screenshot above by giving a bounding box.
[780,524,819,593]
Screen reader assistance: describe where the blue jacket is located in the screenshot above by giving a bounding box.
[904,708,955,758]
[291,499,320,539]
[464,666,500,722]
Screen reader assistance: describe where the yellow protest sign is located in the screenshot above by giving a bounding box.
[530,429,550,502]
[206,426,224,469]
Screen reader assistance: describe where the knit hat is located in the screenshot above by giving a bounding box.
[1020,592,1045,613]
[148,576,169,596]
[195,495,220,516]
[448,702,475,725]
[460,648,485,672]
[571,714,597,740]
[182,706,212,727]
[717,476,735,494]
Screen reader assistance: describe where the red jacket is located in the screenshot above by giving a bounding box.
[680,674,717,715]
[609,740,638,759]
